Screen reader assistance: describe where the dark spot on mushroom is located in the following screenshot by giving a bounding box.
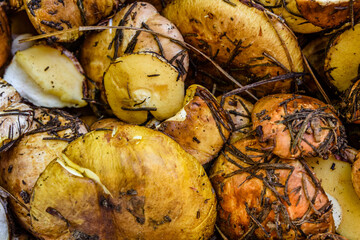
[330,163,336,170]
[127,189,137,196]
[163,215,171,222]
[40,20,64,31]
[255,125,263,138]
[127,196,145,225]
[46,207,69,225]
[147,74,160,77]
[20,190,30,204]
[27,0,41,17]
[193,136,201,143]
[72,230,99,240]
[256,109,267,120]
[47,10,58,15]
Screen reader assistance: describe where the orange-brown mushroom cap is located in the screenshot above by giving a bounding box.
[252,94,347,160]
[210,138,335,239]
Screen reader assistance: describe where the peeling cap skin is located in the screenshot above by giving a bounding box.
[210,138,335,239]
[28,125,217,239]
[252,94,347,160]
[30,160,115,240]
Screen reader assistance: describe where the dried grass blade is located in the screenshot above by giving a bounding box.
[215,225,229,240]
[302,54,331,104]
[0,185,30,212]
[263,10,295,72]
[220,72,305,106]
